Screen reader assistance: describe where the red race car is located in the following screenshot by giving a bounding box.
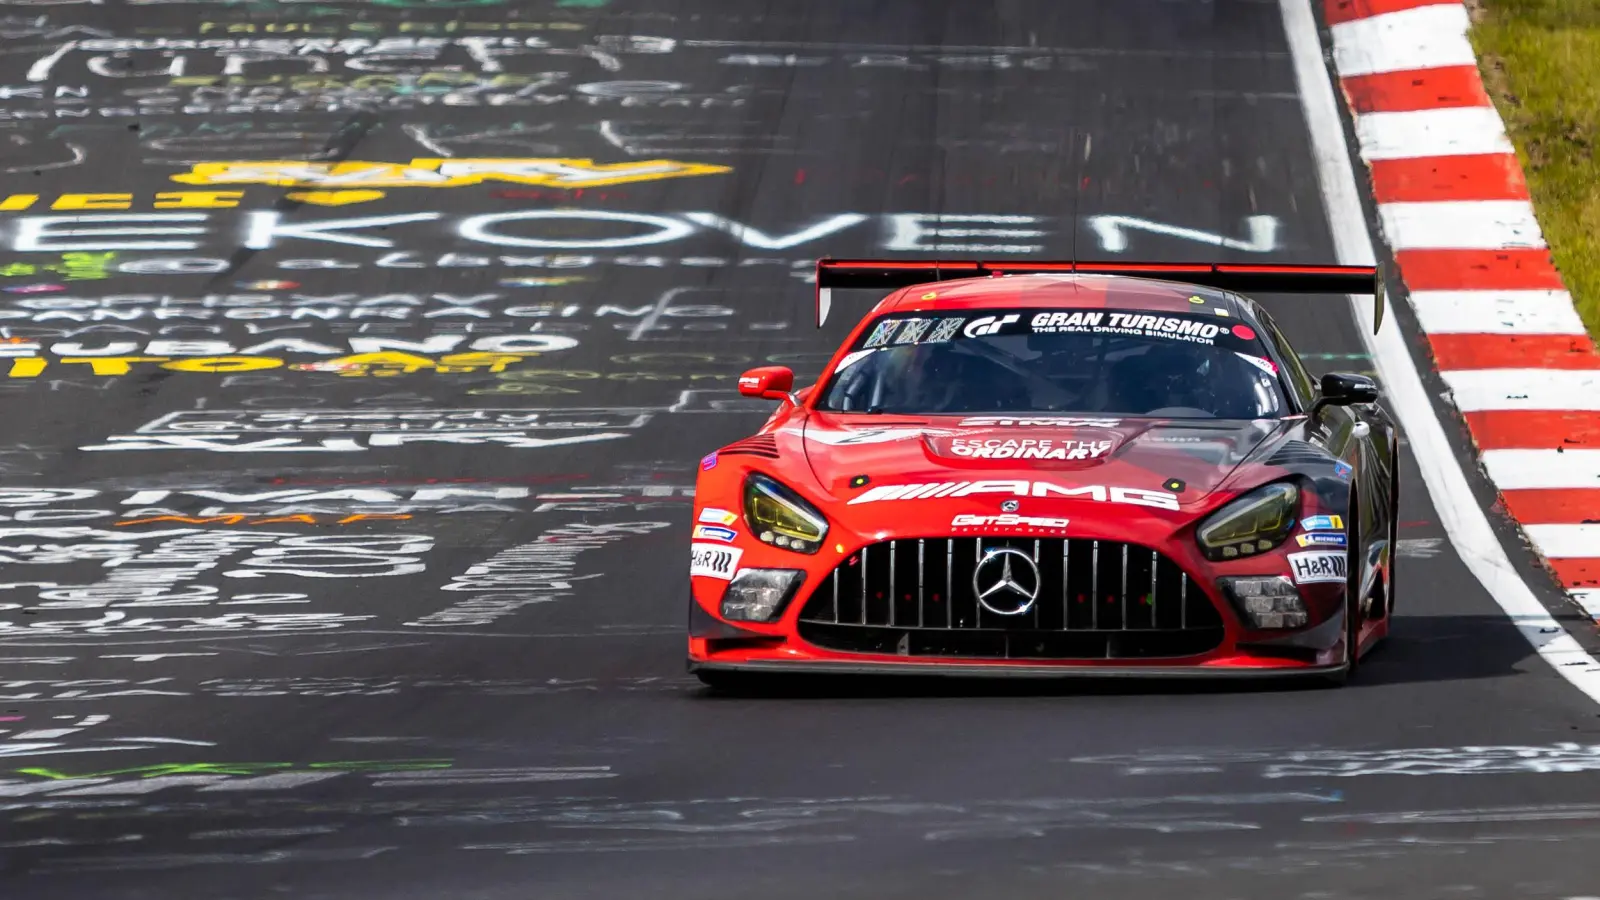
[688,260,1399,687]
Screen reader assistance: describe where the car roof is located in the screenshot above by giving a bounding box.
[877,273,1254,318]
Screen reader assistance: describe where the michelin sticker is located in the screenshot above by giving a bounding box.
[1300,514,1344,531]
[690,543,742,580]
[1295,532,1347,548]
[693,525,738,543]
[1287,550,1346,584]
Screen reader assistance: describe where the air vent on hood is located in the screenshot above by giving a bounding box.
[719,434,780,459]
[1265,440,1333,466]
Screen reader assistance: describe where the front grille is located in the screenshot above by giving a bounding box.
[797,537,1224,660]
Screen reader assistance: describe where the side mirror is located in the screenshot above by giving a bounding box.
[1310,372,1379,419]
[738,366,798,404]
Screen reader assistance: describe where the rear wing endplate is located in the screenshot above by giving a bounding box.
[813,259,1387,334]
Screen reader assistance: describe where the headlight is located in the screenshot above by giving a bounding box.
[743,473,828,554]
[1196,482,1299,561]
[721,568,805,622]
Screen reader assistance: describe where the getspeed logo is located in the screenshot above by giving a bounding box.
[962,314,1019,338]
[847,480,1180,511]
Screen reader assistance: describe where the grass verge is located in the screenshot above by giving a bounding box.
[1470,0,1600,340]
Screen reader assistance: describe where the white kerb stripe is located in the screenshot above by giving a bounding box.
[1330,3,1475,78]
[1378,200,1546,251]
[1355,108,1513,160]
[1524,524,1600,560]
[1573,589,1600,621]
[1482,449,1600,490]
[1409,290,1587,335]
[1440,369,1600,412]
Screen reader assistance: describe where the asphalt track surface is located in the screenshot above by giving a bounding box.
[2,2,1600,898]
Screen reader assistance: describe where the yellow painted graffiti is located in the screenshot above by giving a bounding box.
[6,352,533,378]
[171,159,731,204]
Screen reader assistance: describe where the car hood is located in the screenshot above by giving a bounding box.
[796,412,1288,509]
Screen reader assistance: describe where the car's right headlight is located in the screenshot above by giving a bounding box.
[743,473,828,554]
[1196,482,1299,561]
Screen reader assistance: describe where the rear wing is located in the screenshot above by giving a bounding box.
[813,259,1387,334]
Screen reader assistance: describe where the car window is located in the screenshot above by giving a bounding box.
[817,308,1289,419]
[1256,310,1317,409]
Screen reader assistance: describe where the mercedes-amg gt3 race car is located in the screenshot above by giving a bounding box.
[688,260,1399,686]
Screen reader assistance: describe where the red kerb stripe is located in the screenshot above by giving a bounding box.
[1325,0,1464,26]
[1500,489,1600,526]
[1369,154,1528,203]
[1394,249,1565,291]
[1342,66,1490,114]
[1550,558,1600,590]
[1428,334,1600,370]
[1463,411,1600,450]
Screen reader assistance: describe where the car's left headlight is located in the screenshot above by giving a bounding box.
[743,473,828,554]
[1196,482,1299,561]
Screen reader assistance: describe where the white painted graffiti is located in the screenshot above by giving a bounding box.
[0,291,780,333]
[78,394,756,452]
[0,713,212,759]
[24,36,677,84]
[408,521,671,627]
[0,765,617,808]
[0,210,1046,254]
[1068,743,1600,778]
[0,483,695,518]
[0,332,577,355]
[0,78,757,117]
[0,610,377,636]
[0,674,683,700]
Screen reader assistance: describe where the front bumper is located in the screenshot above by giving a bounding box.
[688,594,1350,676]
[688,657,1350,680]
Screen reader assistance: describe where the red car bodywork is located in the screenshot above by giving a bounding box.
[688,262,1395,680]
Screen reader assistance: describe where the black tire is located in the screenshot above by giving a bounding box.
[1342,496,1364,679]
[694,669,757,693]
[1386,451,1400,619]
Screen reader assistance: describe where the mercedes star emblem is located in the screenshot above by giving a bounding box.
[1000,499,1020,512]
[972,547,1041,616]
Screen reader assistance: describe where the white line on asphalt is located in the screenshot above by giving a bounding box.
[1280,0,1600,701]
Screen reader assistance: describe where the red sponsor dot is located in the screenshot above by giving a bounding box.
[1232,325,1257,340]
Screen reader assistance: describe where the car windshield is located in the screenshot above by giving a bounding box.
[817,307,1290,418]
